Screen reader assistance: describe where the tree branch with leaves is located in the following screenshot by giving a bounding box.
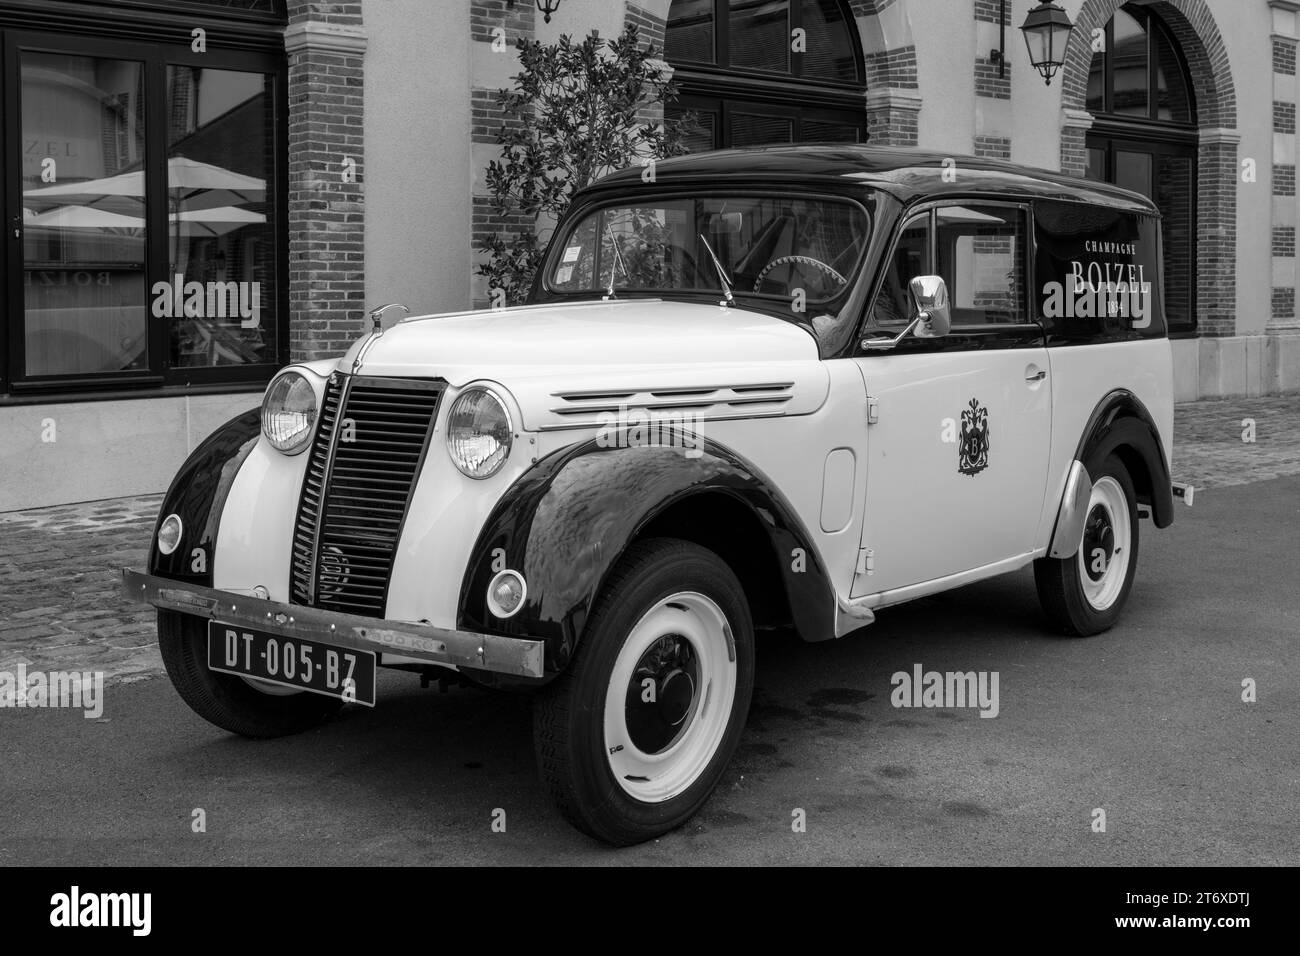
[477,24,695,305]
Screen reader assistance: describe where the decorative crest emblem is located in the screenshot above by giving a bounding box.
[958,398,990,476]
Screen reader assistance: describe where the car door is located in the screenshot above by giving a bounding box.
[850,201,1051,601]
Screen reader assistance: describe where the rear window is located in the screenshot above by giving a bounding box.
[1034,200,1165,340]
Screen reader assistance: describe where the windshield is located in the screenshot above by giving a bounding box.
[547,195,870,304]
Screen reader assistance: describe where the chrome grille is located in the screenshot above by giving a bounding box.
[290,373,444,616]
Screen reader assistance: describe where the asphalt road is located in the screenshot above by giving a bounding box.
[2,476,1297,866]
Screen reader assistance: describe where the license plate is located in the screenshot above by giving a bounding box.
[207,622,376,706]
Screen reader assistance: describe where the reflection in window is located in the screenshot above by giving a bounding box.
[20,53,149,378]
[935,206,1025,325]
[166,66,276,368]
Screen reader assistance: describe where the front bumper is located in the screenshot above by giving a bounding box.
[121,569,545,679]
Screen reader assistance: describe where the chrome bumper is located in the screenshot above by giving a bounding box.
[121,569,545,679]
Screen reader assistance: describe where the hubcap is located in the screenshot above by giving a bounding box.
[604,592,737,803]
[1078,475,1130,611]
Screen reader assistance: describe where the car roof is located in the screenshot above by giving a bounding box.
[590,144,1159,215]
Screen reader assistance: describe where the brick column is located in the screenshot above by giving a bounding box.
[470,0,536,307]
[1271,4,1300,330]
[285,2,367,362]
[973,0,1012,159]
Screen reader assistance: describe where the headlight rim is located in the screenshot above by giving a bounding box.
[261,368,319,457]
[445,384,514,480]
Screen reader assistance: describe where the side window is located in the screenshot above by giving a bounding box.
[870,215,930,327]
[935,206,1026,325]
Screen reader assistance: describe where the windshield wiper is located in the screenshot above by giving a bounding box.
[604,224,629,301]
[697,233,735,308]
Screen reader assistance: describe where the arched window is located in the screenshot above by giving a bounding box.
[1084,4,1197,333]
[664,0,867,152]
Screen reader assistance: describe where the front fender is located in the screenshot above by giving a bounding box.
[458,434,836,674]
[149,408,261,584]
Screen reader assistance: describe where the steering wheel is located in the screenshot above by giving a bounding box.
[753,255,848,293]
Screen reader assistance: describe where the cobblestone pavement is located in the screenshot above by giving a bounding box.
[1,396,1296,690]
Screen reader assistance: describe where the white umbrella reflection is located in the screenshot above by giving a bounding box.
[24,205,145,235]
[22,156,265,213]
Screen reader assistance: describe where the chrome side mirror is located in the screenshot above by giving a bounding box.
[909,275,951,338]
[861,275,953,351]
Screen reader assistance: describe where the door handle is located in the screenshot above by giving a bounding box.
[1026,367,1047,383]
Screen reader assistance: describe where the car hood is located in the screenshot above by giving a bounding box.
[347,299,816,375]
[342,299,828,431]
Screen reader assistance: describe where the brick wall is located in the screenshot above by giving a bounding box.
[471,0,536,307]
[1273,31,1298,331]
[286,1,366,362]
[973,135,1011,160]
[626,2,667,48]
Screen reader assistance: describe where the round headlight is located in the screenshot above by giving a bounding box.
[262,370,318,455]
[446,386,513,479]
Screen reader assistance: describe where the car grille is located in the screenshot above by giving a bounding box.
[290,373,445,616]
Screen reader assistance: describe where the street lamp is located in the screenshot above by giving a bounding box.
[1020,1,1075,85]
[507,0,563,24]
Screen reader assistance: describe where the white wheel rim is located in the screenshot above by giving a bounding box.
[603,591,737,803]
[241,677,302,697]
[1078,475,1131,611]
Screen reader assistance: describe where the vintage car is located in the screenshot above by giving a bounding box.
[123,146,1188,846]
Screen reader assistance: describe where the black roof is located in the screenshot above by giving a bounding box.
[591,144,1158,215]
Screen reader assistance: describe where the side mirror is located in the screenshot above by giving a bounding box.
[861,275,953,352]
[909,275,951,338]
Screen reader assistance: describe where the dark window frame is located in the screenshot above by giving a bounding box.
[1084,3,1198,336]
[0,28,289,399]
[665,0,868,151]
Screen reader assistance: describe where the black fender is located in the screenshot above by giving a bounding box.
[1072,389,1173,529]
[457,433,838,675]
[149,408,261,585]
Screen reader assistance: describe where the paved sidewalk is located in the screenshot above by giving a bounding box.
[1,397,1297,688]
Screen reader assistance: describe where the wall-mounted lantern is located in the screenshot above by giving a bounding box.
[989,0,1075,86]
[507,0,563,24]
[1020,1,1075,85]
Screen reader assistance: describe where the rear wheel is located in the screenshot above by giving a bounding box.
[1034,454,1140,636]
[158,609,344,738]
[533,539,755,846]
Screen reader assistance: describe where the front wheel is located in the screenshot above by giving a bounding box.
[158,609,344,738]
[1034,454,1140,636]
[533,539,755,846]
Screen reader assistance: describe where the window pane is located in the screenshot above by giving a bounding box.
[167,66,277,368]
[1152,24,1193,123]
[1085,146,1107,182]
[1086,45,1105,113]
[1155,154,1194,330]
[1115,149,1153,198]
[936,206,1025,324]
[665,0,715,64]
[728,0,790,74]
[730,112,793,147]
[549,195,869,304]
[801,118,862,143]
[20,53,148,378]
[1111,9,1149,118]
[668,106,718,152]
[872,217,929,327]
[800,0,858,83]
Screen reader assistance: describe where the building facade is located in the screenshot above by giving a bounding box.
[0,0,1294,510]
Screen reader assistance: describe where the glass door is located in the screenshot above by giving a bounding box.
[1087,134,1197,334]
[7,41,161,386]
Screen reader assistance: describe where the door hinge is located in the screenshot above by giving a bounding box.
[867,396,879,425]
[856,548,875,576]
